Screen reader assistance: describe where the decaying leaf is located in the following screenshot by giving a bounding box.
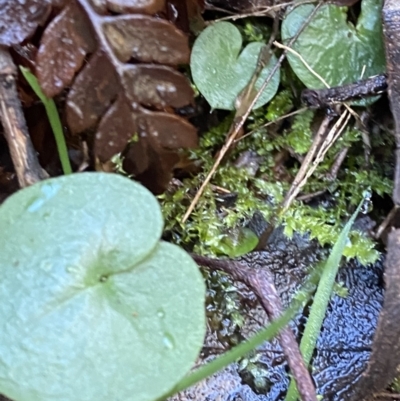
[102,15,190,64]
[0,0,51,46]
[36,2,96,98]
[90,0,166,15]
[2,0,197,192]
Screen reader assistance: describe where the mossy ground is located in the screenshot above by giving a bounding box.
[160,85,393,264]
[159,14,399,396]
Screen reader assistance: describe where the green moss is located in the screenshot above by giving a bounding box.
[266,90,294,122]
[284,110,314,154]
[391,375,400,393]
[239,20,272,44]
[159,87,392,264]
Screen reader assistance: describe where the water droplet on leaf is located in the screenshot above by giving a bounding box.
[163,333,175,350]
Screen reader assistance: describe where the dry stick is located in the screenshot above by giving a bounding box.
[295,145,350,202]
[274,41,329,87]
[374,205,399,239]
[274,41,356,206]
[326,146,350,181]
[313,111,351,164]
[257,21,351,246]
[282,115,332,210]
[358,111,372,166]
[278,44,355,210]
[296,189,326,202]
[182,4,322,223]
[192,254,318,401]
[375,393,400,399]
[236,107,308,143]
[213,0,318,22]
[0,47,47,187]
[274,40,362,123]
[236,13,280,118]
[282,110,351,211]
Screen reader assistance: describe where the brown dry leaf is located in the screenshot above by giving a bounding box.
[124,142,181,194]
[0,0,51,46]
[66,51,120,134]
[89,0,166,15]
[95,98,197,190]
[102,15,190,64]
[29,0,197,192]
[136,110,197,150]
[3,0,196,192]
[128,111,197,191]
[95,95,136,161]
[36,2,96,98]
[121,65,194,108]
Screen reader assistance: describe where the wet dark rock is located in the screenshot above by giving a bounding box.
[170,357,264,401]
[240,255,384,401]
[172,231,384,401]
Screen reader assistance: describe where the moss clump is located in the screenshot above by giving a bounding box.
[160,87,392,264]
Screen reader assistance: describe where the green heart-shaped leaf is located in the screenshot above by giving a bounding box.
[0,173,206,401]
[191,21,280,110]
[281,0,385,105]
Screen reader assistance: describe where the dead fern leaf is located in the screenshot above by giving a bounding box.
[0,0,51,46]
[1,0,197,192]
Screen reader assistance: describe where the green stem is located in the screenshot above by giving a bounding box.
[284,195,366,401]
[19,67,72,175]
[160,282,313,400]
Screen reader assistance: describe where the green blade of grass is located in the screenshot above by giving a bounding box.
[19,67,72,175]
[160,275,316,401]
[284,194,367,401]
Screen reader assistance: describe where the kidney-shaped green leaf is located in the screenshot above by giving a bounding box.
[0,172,206,401]
[281,0,385,105]
[191,21,280,110]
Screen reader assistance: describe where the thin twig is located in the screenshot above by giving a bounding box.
[182,4,322,223]
[295,146,349,202]
[273,41,330,88]
[210,184,231,194]
[212,0,318,22]
[274,40,361,123]
[282,109,351,211]
[192,254,318,401]
[375,393,400,399]
[296,189,326,202]
[282,115,332,210]
[313,110,351,163]
[236,107,308,143]
[374,205,399,239]
[326,147,349,181]
[0,47,47,187]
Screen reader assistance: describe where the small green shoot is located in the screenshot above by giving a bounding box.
[284,194,367,401]
[161,277,315,400]
[19,66,72,175]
